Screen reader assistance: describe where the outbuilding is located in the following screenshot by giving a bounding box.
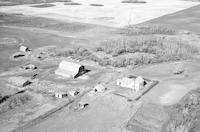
[68,90,79,97]
[55,92,68,99]
[173,62,184,75]
[19,46,31,52]
[8,76,32,87]
[21,64,37,70]
[93,84,107,93]
[55,60,85,79]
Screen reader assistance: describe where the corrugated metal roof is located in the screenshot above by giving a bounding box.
[55,60,84,78]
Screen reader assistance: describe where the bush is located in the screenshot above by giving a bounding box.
[55,47,102,63]
[0,93,32,113]
[96,37,198,63]
[89,4,104,6]
[98,57,112,66]
[64,2,82,5]
[121,0,146,3]
[31,3,55,8]
[164,88,200,132]
[120,24,176,35]
[109,53,155,67]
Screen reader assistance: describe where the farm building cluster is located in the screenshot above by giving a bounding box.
[8,44,148,98]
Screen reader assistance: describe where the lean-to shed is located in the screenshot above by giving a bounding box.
[19,46,31,52]
[94,84,107,93]
[55,60,85,79]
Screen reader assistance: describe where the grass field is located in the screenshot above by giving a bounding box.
[163,88,200,132]
[145,5,200,34]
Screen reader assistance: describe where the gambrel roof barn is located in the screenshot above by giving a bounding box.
[55,60,85,79]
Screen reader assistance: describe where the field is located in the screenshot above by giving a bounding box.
[163,88,200,132]
[0,0,198,27]
[0,0,200,132]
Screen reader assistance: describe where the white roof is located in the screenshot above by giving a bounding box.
[135,76,144,84]
[19,46,28,52]
[55,60,84,78]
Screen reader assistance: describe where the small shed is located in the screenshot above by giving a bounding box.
[22,64,37,70]
[68,90,79,97]
[55,92,68,99]
[94,84,107,93]
[135,76,145,91]
[173,62,184,75]
[55,60,85,79]
[19,46,31,52]
[77,102,89,109]
[8,76,32,87]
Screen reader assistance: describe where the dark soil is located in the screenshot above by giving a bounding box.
[31,3,55,8]
[0,0,67,5]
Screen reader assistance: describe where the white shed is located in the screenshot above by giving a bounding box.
[19,46,31,52]
[68,90,79,97]
[8,76,32,87]
[55,92,68,99]
[55,60,85,79]
[22,64,37,70]
[94,84,107,93]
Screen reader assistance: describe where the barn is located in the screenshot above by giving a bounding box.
[55,60,85,79]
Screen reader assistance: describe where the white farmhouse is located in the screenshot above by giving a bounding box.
[116,76,145,92]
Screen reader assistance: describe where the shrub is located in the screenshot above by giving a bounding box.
[164,88,200,132]
[31,4,55,8]
[98,57,112,66]
[109,53,155,67]
[0,93,32,113]
[96,37,198,63]
[121,0,146,3]
[55,47,102,63]
[120,24,176,35]
[64,2,82,5]
[94,36,198,67]
[89,4,104,6]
